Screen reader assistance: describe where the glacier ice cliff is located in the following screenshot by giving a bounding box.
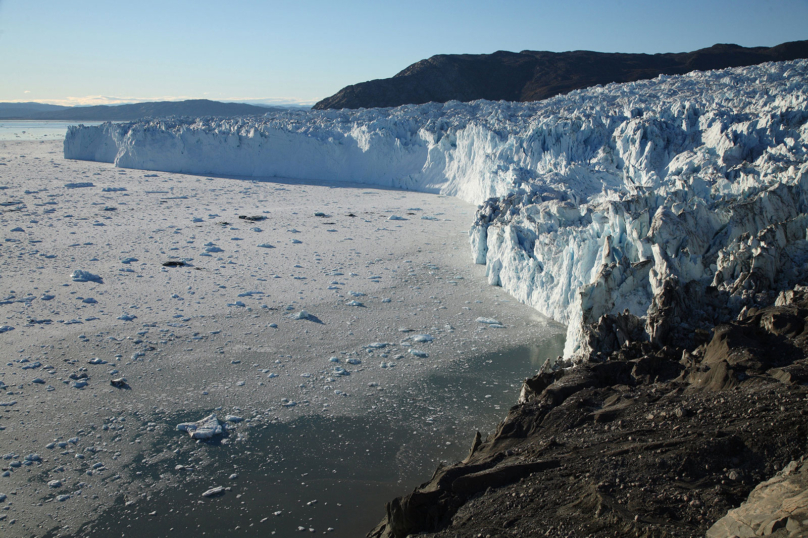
[65,60,808,360]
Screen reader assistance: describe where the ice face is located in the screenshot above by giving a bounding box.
[65,60,808,360]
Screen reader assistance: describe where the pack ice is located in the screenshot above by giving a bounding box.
[65,60,808,360]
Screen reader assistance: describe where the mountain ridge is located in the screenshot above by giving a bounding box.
[0,99,277,121]
[314,40,808,110]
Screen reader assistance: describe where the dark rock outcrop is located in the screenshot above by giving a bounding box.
[368,285,808,537]
[315,40,808,110]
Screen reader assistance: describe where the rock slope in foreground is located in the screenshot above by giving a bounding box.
[65,60,808,363]
[313,41,808,110]
[369,286,808,537]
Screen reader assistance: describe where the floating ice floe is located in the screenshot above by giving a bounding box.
[411,334,433,343]
[409,349,429,358]
[388,215,406,221]
[201,486,225,498]
[177,414,223,439]
[0,326,14,333]
[476,317,501,325]
[70,270,102,283]
[117,314,137,321]
[292,310,310,320]
[345,300,364,307]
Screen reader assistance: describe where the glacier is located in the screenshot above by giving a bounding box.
[65,60,808,360]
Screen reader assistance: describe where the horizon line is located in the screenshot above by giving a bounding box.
[2,96,318,107]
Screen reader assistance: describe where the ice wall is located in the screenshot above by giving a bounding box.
[65,60,808,359]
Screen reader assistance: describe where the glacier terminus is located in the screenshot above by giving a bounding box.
[65,59,808,362]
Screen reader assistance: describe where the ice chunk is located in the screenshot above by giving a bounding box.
[177,414,223,439]
[201,486,225,498]
[411,334,433,343]
[409,349,429,358]
[71,270,102,283]
[476,317,501,325]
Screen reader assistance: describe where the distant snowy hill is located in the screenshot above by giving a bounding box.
[65,60,808,360]
[314,41,808,110]
[0,99,274,121]
[0,102,68,118]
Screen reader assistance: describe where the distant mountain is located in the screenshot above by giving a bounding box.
[0,102,69,119]
[314,40,808,110]
[0,99,274,121]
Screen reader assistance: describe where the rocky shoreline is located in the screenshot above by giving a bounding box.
[369,284,808,537]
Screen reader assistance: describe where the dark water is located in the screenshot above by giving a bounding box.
[74,335,565,537]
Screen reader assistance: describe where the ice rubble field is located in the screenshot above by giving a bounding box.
[66,60,808,358]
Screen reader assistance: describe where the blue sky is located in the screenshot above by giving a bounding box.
[2,0,806,106]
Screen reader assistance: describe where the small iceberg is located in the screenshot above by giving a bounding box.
[177,414,223,439]
[71,270,102,283]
